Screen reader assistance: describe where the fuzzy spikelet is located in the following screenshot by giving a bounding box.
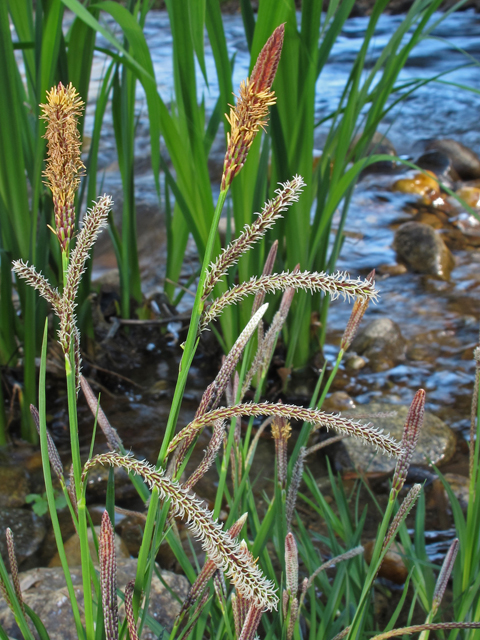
[204,177,303,297]
[11,261,62,313]
[251,240,278,318]
[431,538,458,615]
[286,448,306,532]
[5,529,25,617]
[201,270,378,331]
[40,82,85,250]
[83,454,277,611]
[383,484,422,559]
[221,25,284,191]
[238,602,264,640]
[168,402,402,459]
[340,269,375,351]
[80,376,122,451]
[272,415,291,488]
[391,390,425,496]
[183,419,226,490]
[99,511,118,640]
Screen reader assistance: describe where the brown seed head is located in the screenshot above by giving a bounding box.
[41,82,85,251]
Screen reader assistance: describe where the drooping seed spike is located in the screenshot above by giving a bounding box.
[431,538,459,615]
[100,511,118,640]
[383,484,422,557]
[11,261,62,313]
[124,581,139,640]
[5,529,25,618]
[286,448,306,532]
[30,404,64,482]
[392,390,425,495]
[285,533,298,597]
[83,453,278,611]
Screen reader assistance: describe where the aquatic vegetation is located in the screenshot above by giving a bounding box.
[2,20,480,638]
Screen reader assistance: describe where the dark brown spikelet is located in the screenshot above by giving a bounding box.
[250,24,285,92]
[391,389,425,495]
[341,269,375,352]
[100,511,118,640]
[5,529,25,617]
[124,581,139,640]
[30,404,64,482]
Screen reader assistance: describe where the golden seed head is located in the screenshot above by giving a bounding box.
[41,82,85,250]
[271,416,291,441]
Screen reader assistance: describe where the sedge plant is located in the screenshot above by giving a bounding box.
[5,27,480,640]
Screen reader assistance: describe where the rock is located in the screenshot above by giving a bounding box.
[344,354,367,370]
[364,540,408,584]
[392,170,441,203]
[432,472,470,511]
[426,139,480,181]
[49,526,130,567]
[350,318,406,371]
[83,463,137,502]
[323,391,356,412]
[0,558,189,640]
[393,221,455,280]
[0,508,46,567]
[416,150,459,187]
[455,186,480,209]
[0,466,30,508]
[336,401,456,475]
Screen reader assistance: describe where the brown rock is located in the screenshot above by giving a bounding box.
[364,540,409,584]
[48,526,130,567]
[392,171,440,203]
[393,221,455,280]
[0,466,30,508]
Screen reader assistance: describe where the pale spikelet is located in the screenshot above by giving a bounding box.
[5,529,25,618]
[12,261,62,313]
[124,581,139,640]
[431,538,458,615]
[100,511,118,640]
[272,414,291,488]
[204,177,304,297]
[184,419,226,490]
[200,270,378,331]
[304,546,364,594]
[30,404,64,482]
[41,82,85,250]
[391,390,425,496]
[286,598,299,640]
[286,448,306,532]
[213,570,227,607]
[80,376,122,451]
[340,269,375,351]
[221,25,284,191]
[59,195,112,357]
[305,435,347,457]
[383,484,422,557]
[180,513,248,615]
[82,454,278,611]
[251,240,279,318]
[238,602,263,640]
[175,305,268,472]
[168,402,402,459]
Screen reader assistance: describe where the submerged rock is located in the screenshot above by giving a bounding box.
[426,139,480,181]
[393,221,455,280]
[392,170,440,203]
[0,508,46,567]
[350,317,406,371]
[0,558,189,640]
[336,401,456,476]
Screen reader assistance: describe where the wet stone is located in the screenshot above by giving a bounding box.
[350,318,406,371]
[364,540,408,585]
[0,508,46,567]
[392,170,440,203]
[0,466,30,508]
[425,139,480,181]
[393,221,455,280]
[0,558,189,640]
[335,401,456,476]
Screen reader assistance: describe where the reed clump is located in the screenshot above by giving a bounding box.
[3,22,480,640]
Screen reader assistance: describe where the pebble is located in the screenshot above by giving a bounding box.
[426,139,480,181]
[364,540,408,584]
[392,170,440,203]
[393,221,455,280]
[0,508,46,567]
[351,317,406,371]
[336,401,456,476]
